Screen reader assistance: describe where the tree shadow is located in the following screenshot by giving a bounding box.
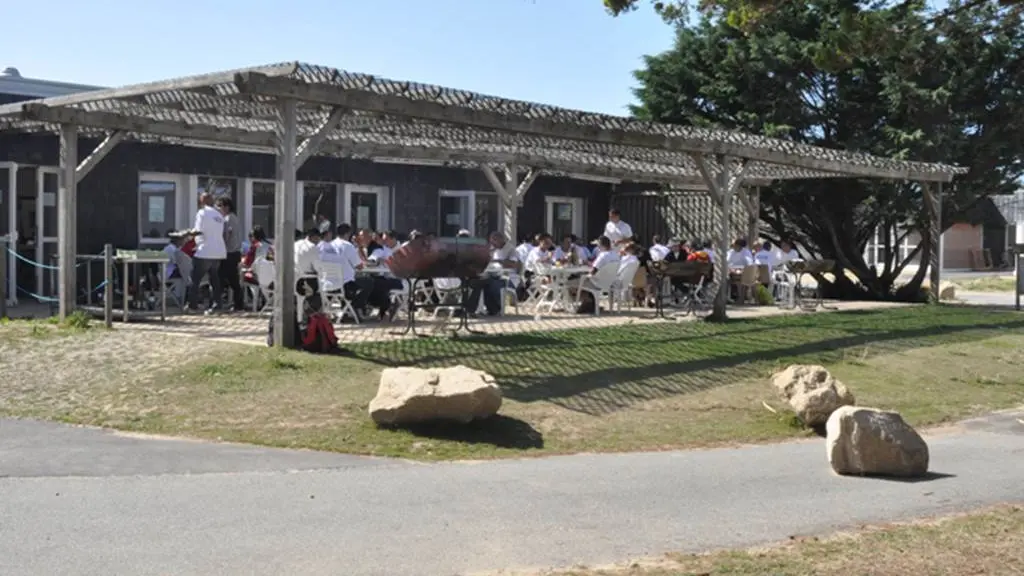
[381,415,544,450]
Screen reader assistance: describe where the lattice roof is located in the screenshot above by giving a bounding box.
[0,61,967,185]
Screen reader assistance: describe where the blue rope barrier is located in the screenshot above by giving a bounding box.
[13,279,111,304]
[3,247,107,270]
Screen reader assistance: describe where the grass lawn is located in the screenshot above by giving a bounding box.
[546,505,1024,576]
[951,275,1016,292]
[1,305,1023,459]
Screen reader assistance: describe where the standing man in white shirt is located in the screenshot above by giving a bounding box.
[603,208,633,248]
[188,192,226,314]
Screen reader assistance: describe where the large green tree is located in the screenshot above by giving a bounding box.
[631,0,1023,298]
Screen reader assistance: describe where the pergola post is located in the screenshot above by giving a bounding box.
[273,98,299,348]
[481,165,538,241]
[57,123,78,320]
[923,180,943,303]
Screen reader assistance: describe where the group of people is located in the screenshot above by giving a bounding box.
[161,198,804,318]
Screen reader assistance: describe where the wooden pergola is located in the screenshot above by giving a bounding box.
[0,62,967,347]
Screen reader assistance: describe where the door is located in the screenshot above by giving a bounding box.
[0,163,14,304]
[439,190,473,237]
[546,196,584,241]
[345,184,389,232]
[246,179,277,241]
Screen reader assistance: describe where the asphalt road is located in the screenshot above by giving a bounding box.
[2,412,1022,576]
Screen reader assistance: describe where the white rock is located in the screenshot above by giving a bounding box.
[369,365,502,425]
[826,406,929,478]
[771,365,855,426]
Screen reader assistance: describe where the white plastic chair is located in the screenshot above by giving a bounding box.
[252,258,276,315]
[319,261,358,324]
[430,277,463,320]
[612,259,641,311]
[576,263,620,315]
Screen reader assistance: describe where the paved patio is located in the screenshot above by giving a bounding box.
[111,300,912,346]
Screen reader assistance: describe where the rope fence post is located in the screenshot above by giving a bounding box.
[103,244,113,328]
[0,237,7,319]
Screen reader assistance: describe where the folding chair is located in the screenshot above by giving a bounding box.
[576,263,620,315]
[319,262,358,324]
[252,258,276,315]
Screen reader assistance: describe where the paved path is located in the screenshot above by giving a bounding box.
[959,290,1018,308]
[2,413,1023,576]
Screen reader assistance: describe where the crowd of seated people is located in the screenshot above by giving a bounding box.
[159,198,807,320]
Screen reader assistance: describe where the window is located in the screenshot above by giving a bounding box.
[300,182,339,231]
[250,180,276,239]
[438,190,497,238]
[344,184,390,232]
[139,180,178,241]
[197,176,237,202]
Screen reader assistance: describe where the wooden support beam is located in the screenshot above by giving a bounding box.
[480,165,506,196]
[690,154,722,205]
[21,103,275,147]
[58,124,78,320]
[502,166,519,241]
[295,107,348,168]
[516,167,539,201]
[75,131,126,183]
[273,99,299,348]
[235,71,959,183]
[746,187,761,245]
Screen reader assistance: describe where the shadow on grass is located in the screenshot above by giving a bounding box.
[382,415,544,450]
[352,307,1024,417]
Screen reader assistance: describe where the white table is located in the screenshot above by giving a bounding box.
[531,265,590,317]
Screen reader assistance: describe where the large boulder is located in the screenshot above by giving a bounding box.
[826,406,930,478]
[771,365,855,426]
[369,366,502,426]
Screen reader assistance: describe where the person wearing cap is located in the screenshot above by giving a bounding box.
[603,208,633,247]
[187,192,226,314]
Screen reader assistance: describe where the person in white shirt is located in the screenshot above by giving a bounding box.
[187,193,227,313]
[294,228,324,279]
[515,237,534,264]
[726,238,754,271]
[754,239,778,271]
[589,236,622,274]
[329,223,372,317]
[366,231,404,320]
[524,233,555,273]
[778,239,802,266]
[468,232,518,316]
[648,235,671,262]
[553,234,590,265]
[603,208,634,247]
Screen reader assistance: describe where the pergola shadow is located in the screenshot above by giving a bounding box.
[352,308,1024,416]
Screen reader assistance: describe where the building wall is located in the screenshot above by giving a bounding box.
[0,133,613,256]
[943,222,983,270]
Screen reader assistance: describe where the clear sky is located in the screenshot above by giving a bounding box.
[1,0,675,115]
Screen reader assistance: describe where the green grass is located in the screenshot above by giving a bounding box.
[0,311,98,344]
[551,505,1024,576]
[951,275,1017,292]
[2,305,1023,460]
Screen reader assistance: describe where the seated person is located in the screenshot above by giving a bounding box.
[553,234,590,265]
[648,235,671,262]
[575,236,620,313]
[163,232,193,301]
[242,225,273,285]
[754,240,777,274]
[468,232,518,317]
[367,231,405,320]
[329,223,373,320]
[726,238,754,272]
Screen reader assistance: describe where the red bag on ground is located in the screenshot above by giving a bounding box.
[301,313,339,354]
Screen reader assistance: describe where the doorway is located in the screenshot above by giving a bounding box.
[545,196,584,241]
[0,163,14,304]
[438,190,498,238]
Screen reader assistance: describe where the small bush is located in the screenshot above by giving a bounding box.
[755,284,775,306]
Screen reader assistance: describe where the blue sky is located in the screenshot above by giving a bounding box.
[1,0,675,115]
